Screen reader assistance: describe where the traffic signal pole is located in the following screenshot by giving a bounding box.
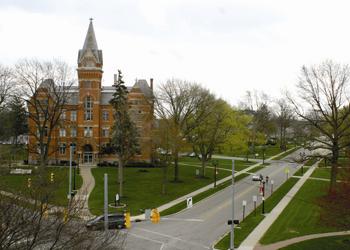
[230,159,235,250]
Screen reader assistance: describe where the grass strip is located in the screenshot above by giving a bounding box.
[293,166,309,177]
[215,177,299,249]
[271,147,300,160]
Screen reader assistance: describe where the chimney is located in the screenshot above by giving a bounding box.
[150,78,153,90]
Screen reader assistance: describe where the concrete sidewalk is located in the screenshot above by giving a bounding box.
[237,164,317,250]
[76,166,95,219]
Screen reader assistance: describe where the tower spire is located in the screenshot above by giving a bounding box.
[77,19,103,66]
[83,18,98,50]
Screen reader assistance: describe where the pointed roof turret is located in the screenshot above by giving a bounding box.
[83,18,98,50]
[78,18,103,67]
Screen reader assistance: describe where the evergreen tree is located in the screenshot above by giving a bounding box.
[8,95,28,146]
[110,70,138,197]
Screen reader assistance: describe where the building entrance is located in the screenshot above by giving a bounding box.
[83,144,93,164]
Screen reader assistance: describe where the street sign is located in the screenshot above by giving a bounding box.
[187,197,193,208]
[242,200,247,206]
[285,168,290,174]
[253,195,257,202]
[262,196,265,201]
[271,180,274,185]
[116,193,119,201]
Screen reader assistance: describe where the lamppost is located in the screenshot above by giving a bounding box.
[213,160,218,188]
[262,180,266,214]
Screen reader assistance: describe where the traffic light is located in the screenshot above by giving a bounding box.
[42,203,49,219]
[227,219,239,225]
[27,178,31,188]
[124,212,131,229]
[50,172,54,183]
[151,208,160,224]
[63,208,68,224]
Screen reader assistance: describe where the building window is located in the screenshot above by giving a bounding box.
[71,143,76,154]
[102,128,109,137]
[59,143,66,155]
[84,127,92,137]
[71,127,77,137]
[59,128,66,137]
[102,111,109,121]
[84,96,93,121]
[71,111,77,121]
[84,81,92,88]
[61,110,66,120]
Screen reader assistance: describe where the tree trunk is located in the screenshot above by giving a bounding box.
[118,158,123,197]
[201,157,206,178]
[174,152,179,182]
[162,163,167,195]
[329,143,339,193]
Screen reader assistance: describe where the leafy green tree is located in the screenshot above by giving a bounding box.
[188,98,238,177]
[110,70,138,197]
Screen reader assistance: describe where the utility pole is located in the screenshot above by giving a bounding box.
[230,159,235,250]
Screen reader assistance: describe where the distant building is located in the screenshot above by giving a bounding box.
[28,20,154,165]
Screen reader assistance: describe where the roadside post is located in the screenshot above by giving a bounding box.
[104,173,108,231]
[262,196,265,214]
[187,197,193,208]
[213,160,218,188]
[115,193,119,206]
[68,144,73,200]
[253,195,257,216]
[271,180,274,194]
[242,200,247,220]
[27,177,31,188]
[50,172,54,183]
[285,167,290,180]
[230,159,235,250]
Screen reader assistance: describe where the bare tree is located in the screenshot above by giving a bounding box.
[275,99,294,151]
[0,64,14,109]
[155,79,211,182]
[15,59,75,168]
[0,169,125,249]
[288,60,350,191]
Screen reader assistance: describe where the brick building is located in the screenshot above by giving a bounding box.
[28,20,154,165]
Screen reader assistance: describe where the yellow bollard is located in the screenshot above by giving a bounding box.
[50,172,54,183]
[151,208,160,224]
[124,212,131,229]
[63,208,68,224]
[27,178,31,188]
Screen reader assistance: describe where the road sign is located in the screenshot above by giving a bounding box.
[271,180,274,185]
[253,195,257,202]
[242,200,247,206]
[285,168,290,174]
[187,197,193,208]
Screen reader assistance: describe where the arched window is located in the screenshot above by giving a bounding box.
[84,96,93,120]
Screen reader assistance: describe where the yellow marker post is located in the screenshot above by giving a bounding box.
[124,212,131,229]
[151,208,160,224]
[285,168,290,180]
[27,178,31,188]
[50,172,54,183]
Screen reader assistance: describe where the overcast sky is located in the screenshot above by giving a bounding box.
[1,0,350,105]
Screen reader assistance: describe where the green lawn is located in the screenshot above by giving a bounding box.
[179,157,255,171]
[279,235,350,250]
[0,167,82,206]
[215,177,299,249]
[304,157,319,166]
[311,168,331,179]
[260,180,340,245]
[89,165,231,216]
[293,166,309,177]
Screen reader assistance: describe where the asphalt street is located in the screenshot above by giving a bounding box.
[123,149,306,250]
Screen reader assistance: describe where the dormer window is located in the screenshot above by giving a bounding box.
[84,96,93,120]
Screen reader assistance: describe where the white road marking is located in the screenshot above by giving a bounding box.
[135,227,210,249]
[161,217,204,222]
[128,232,165,250]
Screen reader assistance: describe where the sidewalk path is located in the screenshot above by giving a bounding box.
[254,231,350,250]
[237,164,317,250]
[76,166,95,219]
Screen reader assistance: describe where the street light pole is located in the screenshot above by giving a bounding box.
[230,159,235,250]
[262,180,265,214]
[68,144,73,201]
[214,161,217,188]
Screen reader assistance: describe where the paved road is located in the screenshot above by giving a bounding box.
[122,149,306,250]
